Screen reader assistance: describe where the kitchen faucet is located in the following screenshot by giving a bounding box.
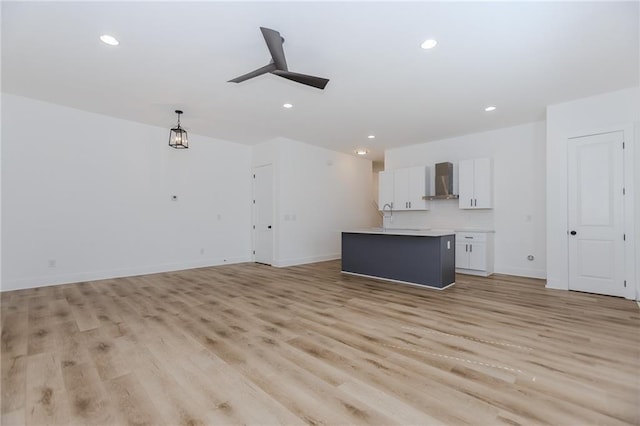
[382,203,393,229]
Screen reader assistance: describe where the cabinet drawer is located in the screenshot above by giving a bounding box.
[456,232,487,242]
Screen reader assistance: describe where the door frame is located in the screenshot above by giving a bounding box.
[252,164,275,265]
[566,124,636,299]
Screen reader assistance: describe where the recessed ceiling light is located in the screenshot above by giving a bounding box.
[421,39,438,49]
[100,34,119,46]
[283,103,293,109]
[355,149,369,156]
[484,106,497,112]
[367,135,375,139]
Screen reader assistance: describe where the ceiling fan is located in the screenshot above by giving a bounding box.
[228,27,329,90]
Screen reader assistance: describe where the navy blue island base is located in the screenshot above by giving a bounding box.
[341,229,456,289]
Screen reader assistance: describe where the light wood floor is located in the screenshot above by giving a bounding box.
[1,261,639,425]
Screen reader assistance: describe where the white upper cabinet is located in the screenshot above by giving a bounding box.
[459,158,492,209]
[407,166,430,210]
[393,168,410,210]
[378,166,429,211]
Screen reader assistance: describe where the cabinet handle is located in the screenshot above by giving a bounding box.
[470,199,472,207]
[409,201,411,208]
[470,244,473,252]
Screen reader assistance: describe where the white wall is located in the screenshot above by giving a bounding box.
[252,137,378,267]
[371,161,384,228]
[546,87,639,298]
[1,94,252,291]
[385,121,547,279]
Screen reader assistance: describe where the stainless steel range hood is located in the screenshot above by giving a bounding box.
[423,162,459,200]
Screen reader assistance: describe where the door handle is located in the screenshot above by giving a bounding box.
[268,226,272,229]
[570,230,576,235]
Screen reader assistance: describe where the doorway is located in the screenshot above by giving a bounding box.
[252,164,274,265]
[567,131,626,297]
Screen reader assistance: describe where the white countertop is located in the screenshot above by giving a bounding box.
[343,228,455,237]
[453,228,495,233]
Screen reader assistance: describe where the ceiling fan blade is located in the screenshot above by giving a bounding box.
[272,70,329,90]
[228,63,277,83]
[260,27,288,71]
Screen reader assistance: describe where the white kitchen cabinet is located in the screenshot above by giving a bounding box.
[378,166,429,211]
[393,168,410,210]
[459,158,492,209]
[455,231,494,276]
[407,166,430,210]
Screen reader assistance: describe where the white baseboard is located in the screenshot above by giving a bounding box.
[0,255,251,292]
[456,268,491,277]
[545,278,568,290]
[495,266,547,279]
[272,254,340,268]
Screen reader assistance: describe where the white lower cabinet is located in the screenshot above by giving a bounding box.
[455,231,494,276]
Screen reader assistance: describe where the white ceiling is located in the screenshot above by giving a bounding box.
[2,1,638,161]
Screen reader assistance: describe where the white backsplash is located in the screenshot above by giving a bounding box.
[382,199,494,230]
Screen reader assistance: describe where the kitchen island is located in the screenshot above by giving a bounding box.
[341,228,456,289]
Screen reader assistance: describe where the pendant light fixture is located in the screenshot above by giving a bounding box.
[169,110,188,149]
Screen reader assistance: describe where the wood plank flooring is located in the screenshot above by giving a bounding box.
[2,260,639,425]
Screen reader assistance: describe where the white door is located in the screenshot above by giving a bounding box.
[253,165,273,265]
[568,132,625,297]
